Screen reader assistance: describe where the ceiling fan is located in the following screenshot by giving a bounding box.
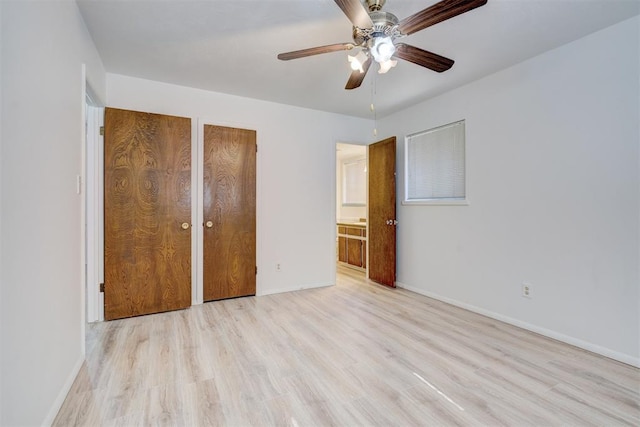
[277,0,487,90]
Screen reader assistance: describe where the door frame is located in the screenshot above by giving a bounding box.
[85,102,104,322]
[84,69,105,324]
[86,109,196,319]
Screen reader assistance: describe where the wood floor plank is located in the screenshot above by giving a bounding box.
[54,266,640,426]
[182,378,226,426]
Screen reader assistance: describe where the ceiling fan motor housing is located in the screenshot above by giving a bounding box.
[365,0,386,11]
[352,11,400,47]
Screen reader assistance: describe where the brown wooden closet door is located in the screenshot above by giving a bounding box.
[104,108,191,320]
[368,137,397,287]
[203,125,256,301]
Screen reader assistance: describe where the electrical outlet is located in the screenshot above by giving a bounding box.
[276,263,281,272]
[522,282,532,299]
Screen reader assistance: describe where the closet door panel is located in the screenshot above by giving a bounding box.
[203,125,256,301]
[104,108,191,320]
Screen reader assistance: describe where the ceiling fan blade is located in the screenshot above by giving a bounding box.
[278,43,354,61]
[394,43,454,72]
[345,57,372,90]
[398,0,487,35]
[334,0,373,28]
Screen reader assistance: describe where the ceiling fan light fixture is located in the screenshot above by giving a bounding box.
[277,0,487,90]
[378,59,397,74]
[348,50,368,73]
[371,36,396,63]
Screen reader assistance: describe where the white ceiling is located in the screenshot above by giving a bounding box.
[77,0,640,119]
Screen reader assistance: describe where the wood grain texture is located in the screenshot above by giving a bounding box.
[333,0,373,28]
[346,227,363,236]
[203,125,256,301]
[395,43,455,73]
[368,137,396,287]
[347,239,364,268]
[338,225,366,270]
[54,266,640,426]
[338,237,347,263]
[277,43,354,60]
[104,108,191,320]
[398,0,488,35]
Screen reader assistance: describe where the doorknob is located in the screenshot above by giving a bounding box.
[181,222,190,230]
[205,220,213,228]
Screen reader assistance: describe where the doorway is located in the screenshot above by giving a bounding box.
[335,138,397,287]
[336,143,368,273]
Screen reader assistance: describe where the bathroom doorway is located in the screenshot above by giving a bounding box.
[336,143,367,273]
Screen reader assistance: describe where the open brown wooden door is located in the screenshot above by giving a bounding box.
[368,137,397,287]
[203,125,256,301]
[104,108,192,320]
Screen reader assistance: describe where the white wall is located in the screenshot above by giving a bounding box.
[0,1,4,423]
[379,17,640,365]
[106,74,371,299]
[0,1,106,425]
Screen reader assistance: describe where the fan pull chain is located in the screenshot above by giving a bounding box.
[371,72,378,137]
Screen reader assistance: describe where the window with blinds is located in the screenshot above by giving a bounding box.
[405,120,466,203]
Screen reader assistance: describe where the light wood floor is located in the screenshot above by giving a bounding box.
[55,266,639,426]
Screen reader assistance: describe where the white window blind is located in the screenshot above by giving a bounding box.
[343,158,366,205]
[405,120,465,202]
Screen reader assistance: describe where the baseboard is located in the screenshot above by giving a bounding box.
[41,356,84,427]
[395,281,640,368]
[258,282,333,297]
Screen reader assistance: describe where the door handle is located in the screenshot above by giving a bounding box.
[205,220,213,228]
[181,222,190,230]
[386,219,398,226]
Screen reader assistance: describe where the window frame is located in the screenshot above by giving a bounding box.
[403,120,469,206]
